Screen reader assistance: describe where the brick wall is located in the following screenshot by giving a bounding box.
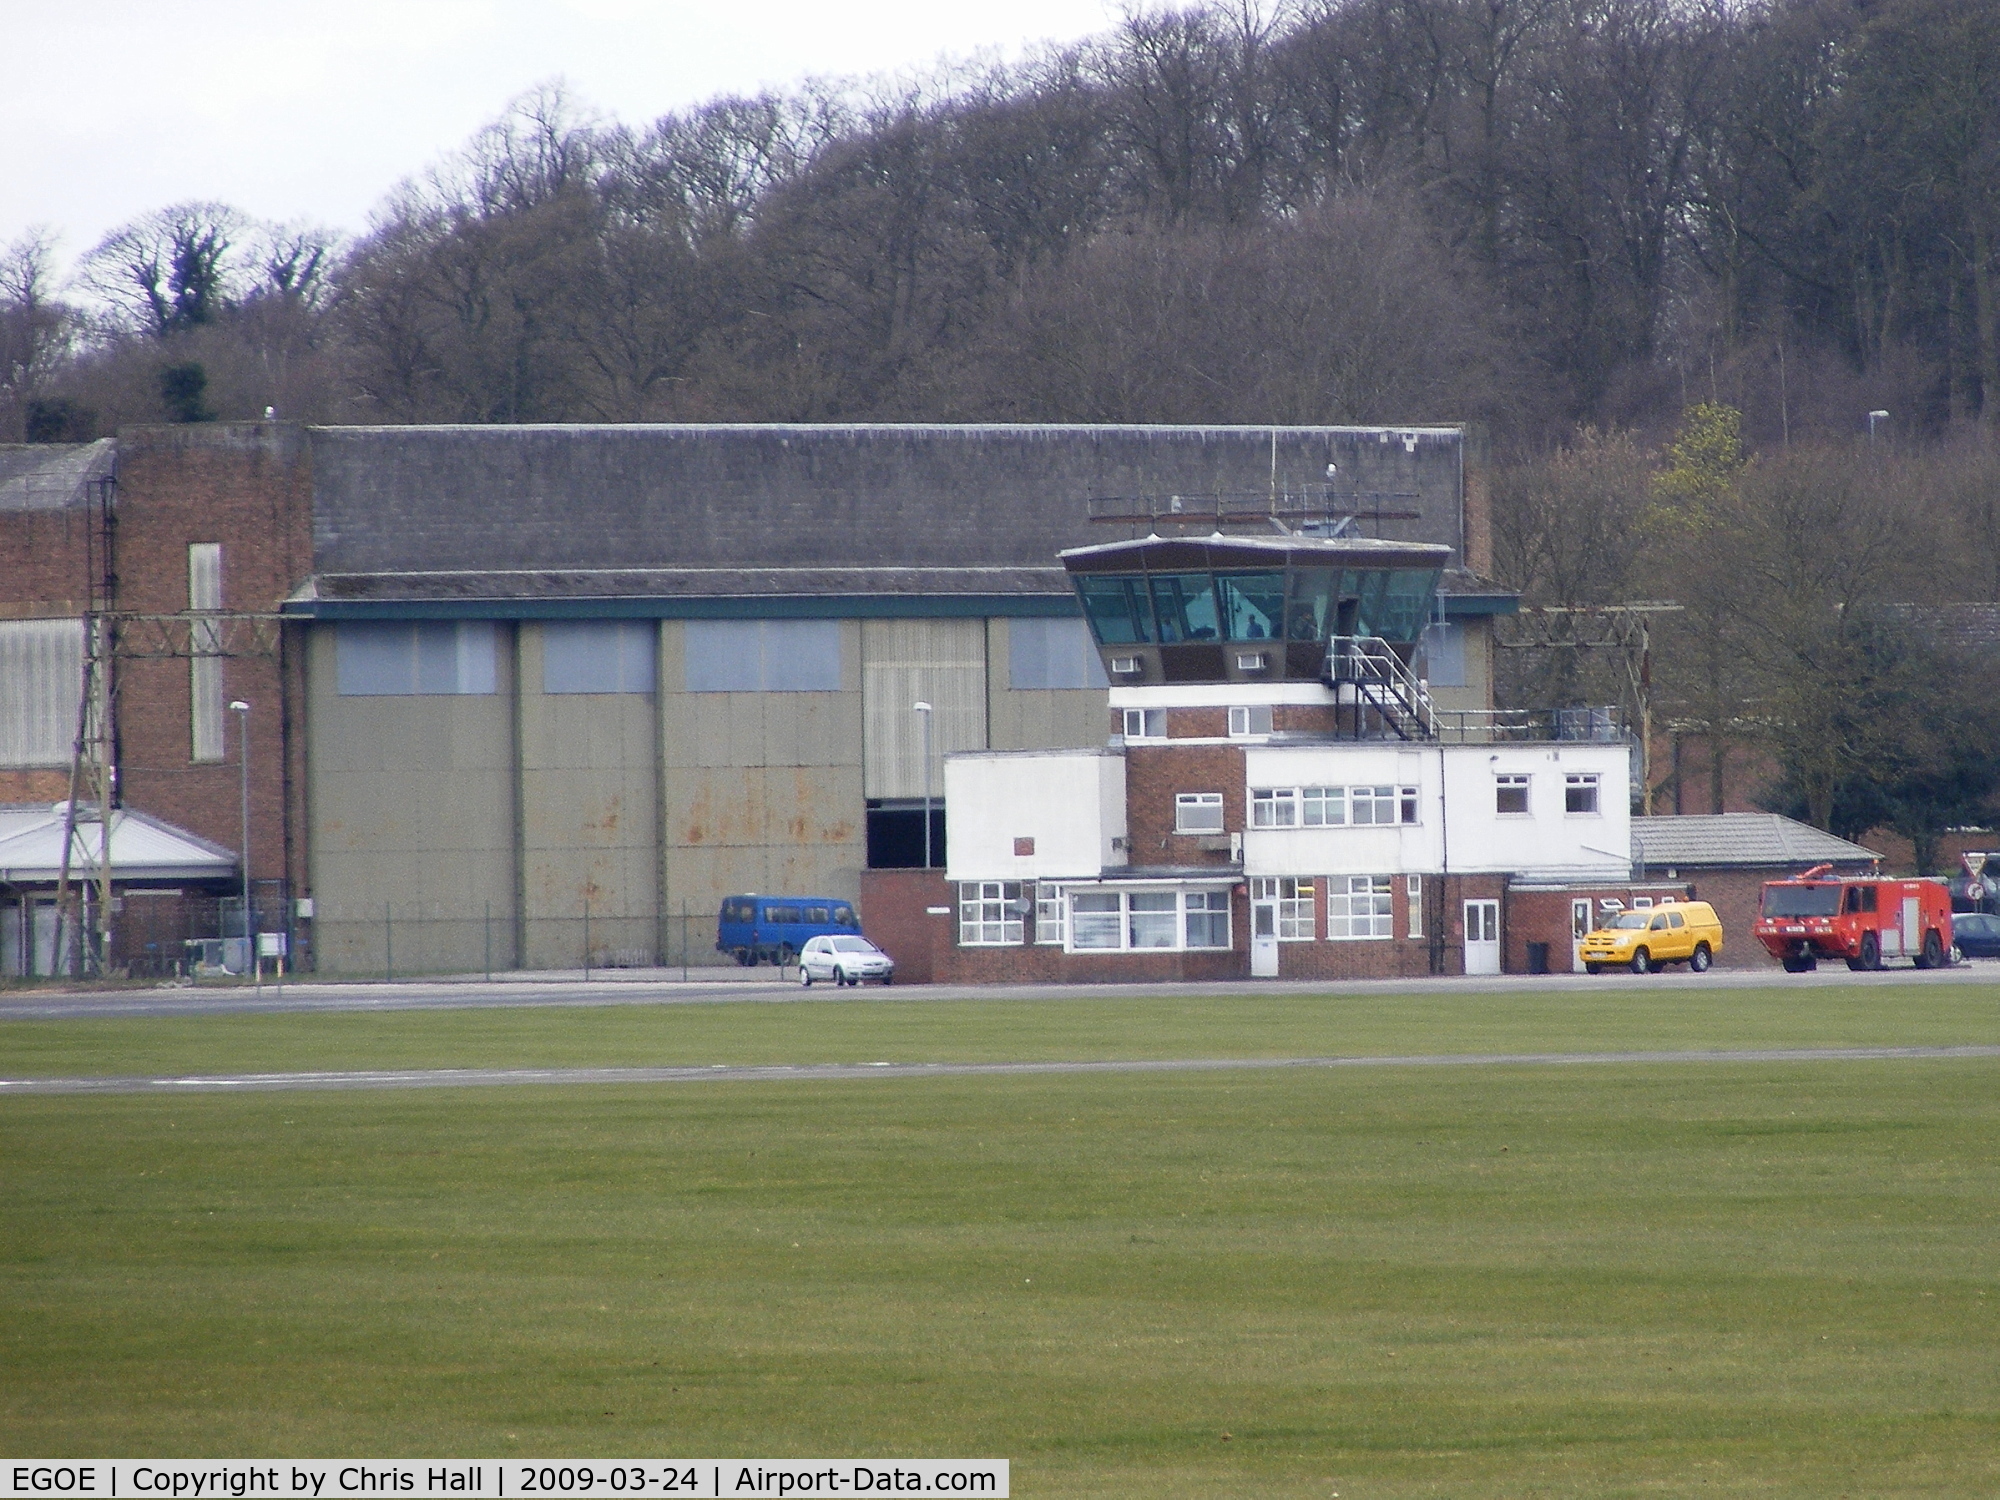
[0,486,98,803]
[1124,743,1244,870]
[108,426,316,903]
[859,867,953,983]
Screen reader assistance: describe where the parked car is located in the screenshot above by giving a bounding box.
[717,894,860,966]
[798,934,896,987]
[1577,899,1724,973]
[1948,911,2000,959]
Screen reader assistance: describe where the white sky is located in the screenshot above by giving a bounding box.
[4,0,1123,275]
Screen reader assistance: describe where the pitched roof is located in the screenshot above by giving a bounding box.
[303,424,1473,587]
[1631,814,1880,869]
[0,806,237,883]
[0,441,115,511]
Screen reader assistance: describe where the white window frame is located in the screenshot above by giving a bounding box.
[1303,786,1346,826]
[1327,875,1395,940]
[1227,704,1273,737]
[1183,890,1231,948]
[958,881,1024,946]
[1249,876,1315,940]
[1565,772,1601,815]
[1065,886,1233,952]
[1034,881,1067,946]
[188,543,224,763]
[1123,707,1167,740]
[1250,788,1298,828]
[1496,773,1531,815]
[1175,792,1225,833]
[1406,875,1424,938]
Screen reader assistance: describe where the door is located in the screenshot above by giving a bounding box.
[1251,897,1280,977]
[1901,895,1921,958]
[1571,899,1593,972]
[1463,899,1501,975]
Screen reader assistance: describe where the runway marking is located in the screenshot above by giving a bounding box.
[3,1045,1997,1095]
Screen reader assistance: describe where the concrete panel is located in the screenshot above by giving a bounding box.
[985,617,1111,751]
[518,623,660,968]
[305,625,514,974]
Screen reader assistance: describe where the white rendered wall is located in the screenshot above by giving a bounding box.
[1241,741,1630,880]
[945,749,1126,881]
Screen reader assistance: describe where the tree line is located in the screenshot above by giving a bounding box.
[4,0,1998,854]
[7,0,1999,441]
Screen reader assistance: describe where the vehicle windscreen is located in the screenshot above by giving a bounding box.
[1605,912,1649,930]
[829,936,874,952]
[1762,884,1840,917]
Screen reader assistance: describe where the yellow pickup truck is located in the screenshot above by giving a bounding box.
[1578,900,1724,974]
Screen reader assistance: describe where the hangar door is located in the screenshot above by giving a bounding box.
[862,619,988,799]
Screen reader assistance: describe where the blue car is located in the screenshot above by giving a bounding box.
[717,894,861,966]
[1950,911,2000,960]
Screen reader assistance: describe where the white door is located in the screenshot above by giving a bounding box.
[1901,895,1921,957]
[1464,899,1501,975]
[1571,899,1593,972]
[1251,899,1280,977]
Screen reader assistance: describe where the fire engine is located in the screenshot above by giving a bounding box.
[1752,864,1955,972]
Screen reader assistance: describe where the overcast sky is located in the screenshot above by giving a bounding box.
[5,0,1121,275]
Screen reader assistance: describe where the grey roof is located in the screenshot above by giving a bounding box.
[1632,814,1880,868]
[1876,603,2000,652]
[0,441,115,511]
[300,565,1069,606]
[304,424,1472,584]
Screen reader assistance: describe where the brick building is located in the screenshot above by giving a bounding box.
[2,421,1518,977]
[896,529,1635,981]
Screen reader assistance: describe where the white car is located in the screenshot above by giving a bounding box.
[798,933,896,987]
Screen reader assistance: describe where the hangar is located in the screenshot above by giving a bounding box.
[0,421,1507,975]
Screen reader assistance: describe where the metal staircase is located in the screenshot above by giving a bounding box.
[1322,635,1438,740]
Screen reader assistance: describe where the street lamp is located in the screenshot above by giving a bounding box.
[1868,409,1889,445]
[913,701,934,870]
[229,700,251,981]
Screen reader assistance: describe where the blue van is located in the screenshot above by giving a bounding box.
[717,894,861,966]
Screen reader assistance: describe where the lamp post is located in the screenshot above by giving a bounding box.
[913,701,934,869]
[229,700,251,982]
[1868,409,1889,446]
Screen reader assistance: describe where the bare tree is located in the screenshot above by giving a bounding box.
[78,202,249,337]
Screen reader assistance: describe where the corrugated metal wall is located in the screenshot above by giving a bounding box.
[862,619,987,799]
[0,617,84,767]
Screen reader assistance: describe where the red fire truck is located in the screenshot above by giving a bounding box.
[1753,865,1955,972]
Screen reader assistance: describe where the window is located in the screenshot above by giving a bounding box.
[543,620,656,694]
[684,619,841,692]
[1250,788,1298,827]
[1176,793,1224,833]
[1564,772,1600,814]
[1228,704,1274,737]
[1128,892,1179,948]
[959,881,1024,945]
[1406,875,1424,938]
[1327,875,1394,939]
[1417,622,1466,687]
[1070,891,1123,949]
[1251,877,1315,939]
[1303,786,1345,825]
[0,618,84,768]
[189,543,224,762]
[1009,617,1109,690]
[1184,890,1231,948]
[1216,573,1286,641]
[1401,786,1421,824]
[336,621,499,696]
[1035,882,1067,945]
[1123,707,1167,740]
[1350,786,1402,825]
[1495,773,1530,815]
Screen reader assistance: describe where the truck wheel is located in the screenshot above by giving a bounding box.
[1690,943,1712,973]
[1860,931,1881,970]
[1630,947,1652,974]
[1781,953,1808,973]
[1916,929,1945,969]
[1585,962,1602,975]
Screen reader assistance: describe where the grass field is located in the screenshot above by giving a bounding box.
[3,987,1998,1496]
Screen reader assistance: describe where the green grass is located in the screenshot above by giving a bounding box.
[2,992,1999,1494]
[4,981,2000,1077]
